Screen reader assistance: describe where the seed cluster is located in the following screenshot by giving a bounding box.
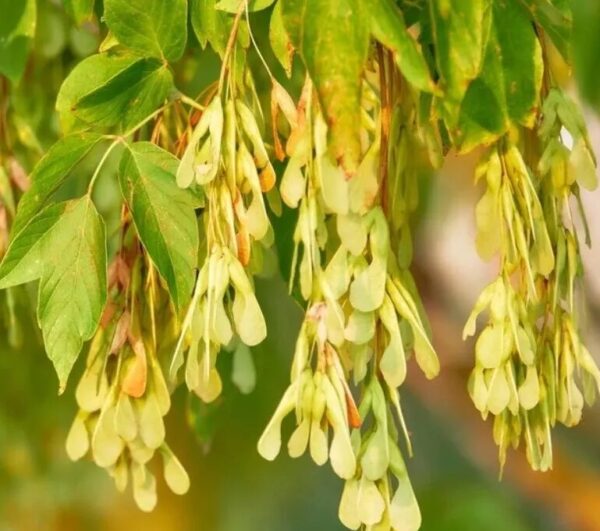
[259,67,439,530]
[466,88,600,471]
[171,58,284,403]
[66,238,189,510]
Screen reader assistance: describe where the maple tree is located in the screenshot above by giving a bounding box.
[1,1,599,529]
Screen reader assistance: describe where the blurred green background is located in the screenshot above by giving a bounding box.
[2,1,600,530]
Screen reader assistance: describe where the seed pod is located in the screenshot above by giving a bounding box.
[121,336,148,398]
[231,342,256,394]
[259,163,276,193]
[115,392,137,442]
[236,101,269,169]
[132,463,157,512]
[356,475,386,526]
[177,97,219,188]
[236,226,251,266]
[257,383,298,461]
[379,295,407,388]
[160,445,190,495]
[92,402,124,468]
[136,392,165,450]
[66,412,90,461]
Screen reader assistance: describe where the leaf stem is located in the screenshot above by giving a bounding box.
[87,140,120,195]
[377,44,391,217]
[88,103,173,195]
[244,0,275,82]
[217,1,246,95]
[179,93,205,111]
[122,103,170,138]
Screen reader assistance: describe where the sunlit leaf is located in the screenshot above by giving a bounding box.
[104,0,188,61]
[119,142,199,309]
[281,0,370,172]
[0,196,107,390]
[57,52,173,132]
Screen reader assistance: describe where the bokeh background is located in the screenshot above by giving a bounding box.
[1,1,600,530]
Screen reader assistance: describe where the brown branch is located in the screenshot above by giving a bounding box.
[377,44,392,216]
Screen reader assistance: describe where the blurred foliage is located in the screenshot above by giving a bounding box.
[573,0,600,113]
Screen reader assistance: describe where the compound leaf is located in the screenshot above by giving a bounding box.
[190,0,232,56]
[56,52,173,133]
[11,133,104,236]
[119,142,199,309]
[0,196,107,391]
[429,0,491,127]
[104,0,188,62]
[455,1,543,151]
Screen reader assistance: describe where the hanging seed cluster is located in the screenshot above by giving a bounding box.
[66,242,189,511]
[466,87,600,471]
[171,38,283,403]
[259,63,439,530]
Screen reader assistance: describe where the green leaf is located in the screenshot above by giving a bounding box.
[63,0,96,25]
[269,1,294,77]
[573,0,600,112]
[490,2,543,125]
[523,0,571,59]
[0,197,107,390]
[0,203,65,288]
[104,0,188,62]
[429,0,491,127]
[216,0,274,12]
[119,142,199,309]
[281,0,370,173]
[190,0,251,55]
[190,0,231,55]
[455,1,543,151]
[11,133,104,236]
[56,52,173,133]
[368,0,434,92]
[0,0,36,84]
